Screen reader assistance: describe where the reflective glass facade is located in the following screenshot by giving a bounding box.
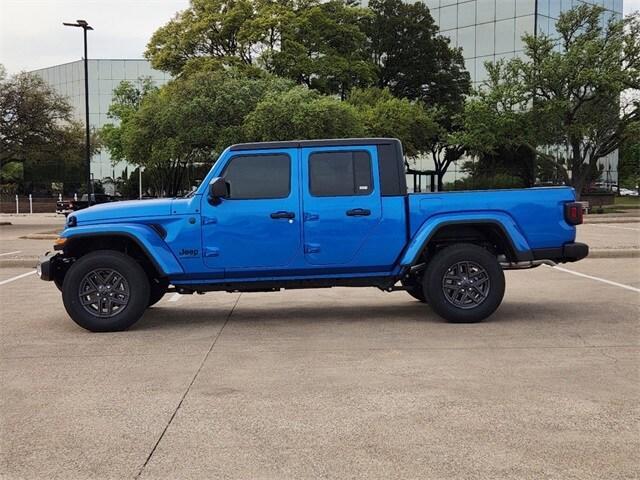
[421,0,623,86]
[30,60,171,180]
[408,0,624,187]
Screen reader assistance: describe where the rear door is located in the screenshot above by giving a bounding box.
[301,146,382,266]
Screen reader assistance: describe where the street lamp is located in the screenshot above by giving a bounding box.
[63,19,93,205]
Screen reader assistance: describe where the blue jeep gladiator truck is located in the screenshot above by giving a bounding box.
[38,138,588,332]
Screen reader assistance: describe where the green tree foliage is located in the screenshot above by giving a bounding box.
[101,70,292,196]
[362,0,470,111]
[458,5,640,197]
[0,69,98,193]
[244,86,364,140]
[348,87,437,158]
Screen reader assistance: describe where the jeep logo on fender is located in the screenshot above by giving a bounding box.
[179,248,199,257]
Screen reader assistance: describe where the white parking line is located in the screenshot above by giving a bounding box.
[0,251,21,257]
[168,293,182,302]
[546,265,640,293]
[0,270,36,286]
[586,224,640,232]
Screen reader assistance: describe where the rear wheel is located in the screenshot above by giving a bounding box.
[423,244,504,323]
[62,250,150,332]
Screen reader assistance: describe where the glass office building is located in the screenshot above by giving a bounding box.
[30,59,171,181]
[424,0,623,86]
[411,0,624,187]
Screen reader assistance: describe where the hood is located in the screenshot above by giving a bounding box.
[71,198,174,225]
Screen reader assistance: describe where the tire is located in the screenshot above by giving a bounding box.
[423,243,505,323]
[401,278,427,303]
[62,250,150,332]
[148,278,169,307]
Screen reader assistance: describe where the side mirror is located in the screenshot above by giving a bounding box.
[208,177,229,204]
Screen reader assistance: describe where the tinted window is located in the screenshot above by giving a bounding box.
[223,154,290,199]
[309,151,372,197]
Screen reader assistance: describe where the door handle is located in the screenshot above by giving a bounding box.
[270,211,295,219]
[346,208,371,217]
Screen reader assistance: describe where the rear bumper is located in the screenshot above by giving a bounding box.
[37,252,60,281]
[531,242,589,263]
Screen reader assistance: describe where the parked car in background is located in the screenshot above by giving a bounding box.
[619,188,639,197]
[56,194,116,216]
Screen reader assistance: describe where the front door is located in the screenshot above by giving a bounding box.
[301,146,382,266]
[201,149,301,274]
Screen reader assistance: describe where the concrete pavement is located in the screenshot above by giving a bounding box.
[1,258,638,479]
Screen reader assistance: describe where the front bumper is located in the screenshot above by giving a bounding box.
[531,242,589,263]
[37,252,60,281]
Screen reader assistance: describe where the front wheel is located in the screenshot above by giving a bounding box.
[423,244,505,323]
[62,251,150,332]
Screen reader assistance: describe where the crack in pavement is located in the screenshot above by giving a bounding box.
[134,293,242,479]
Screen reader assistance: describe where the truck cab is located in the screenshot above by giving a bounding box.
[38,138,588,332]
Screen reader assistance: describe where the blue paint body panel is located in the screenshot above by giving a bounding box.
[61,141,580,286]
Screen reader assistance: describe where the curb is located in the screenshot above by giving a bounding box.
[584,218,640,224]
[0,259,38,268]
[588,249,640,259]
[1,249,638,269]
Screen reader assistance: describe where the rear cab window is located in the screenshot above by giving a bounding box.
[309,151,373,197]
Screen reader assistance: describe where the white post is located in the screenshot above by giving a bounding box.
[74,193,78,201]
[29,194,33,214]
[15,195,19,214]
[58,193,62,202]
[139,168,143,199]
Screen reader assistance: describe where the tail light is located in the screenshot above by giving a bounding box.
[564,202,583,226]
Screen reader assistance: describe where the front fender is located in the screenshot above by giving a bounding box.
[60,223,184,276]
[399,212,532,266]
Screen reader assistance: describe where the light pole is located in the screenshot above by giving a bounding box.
[63,19,93,205]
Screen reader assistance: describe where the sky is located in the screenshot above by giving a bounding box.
[1,0,639,74]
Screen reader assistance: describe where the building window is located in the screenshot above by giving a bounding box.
[223,154,291,199]
[476,21,495,57]
[495,18,515,53]
[476,0,496,24]
[309,151,373,197]
[439,5,458,30]
[458,1,477,28]
[495,0,515,21]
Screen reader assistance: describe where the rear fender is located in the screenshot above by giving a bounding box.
[399,212,532,266]
[60,223,184,276]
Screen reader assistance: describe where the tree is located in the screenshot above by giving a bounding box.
[1,71,72,167]
[362,0,470,111]
[146,0,374,97]
[101,69,292,196]
[348,87,437,158]
[244,86,363,140]
[459,6,640,197]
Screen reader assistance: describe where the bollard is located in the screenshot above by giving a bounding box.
[29,194,33,214]
[15,194,19,214]
[74,193,78,201]
[58,193,62,202]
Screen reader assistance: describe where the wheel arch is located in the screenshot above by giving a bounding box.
[59,224,183,282]
[400,215,533,266]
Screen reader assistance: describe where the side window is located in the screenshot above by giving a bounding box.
[223,154,290,199]
[309,151,372,197]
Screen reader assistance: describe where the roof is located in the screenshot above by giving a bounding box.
[229,138,401,151]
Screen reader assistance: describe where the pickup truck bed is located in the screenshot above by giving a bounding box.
[38,138,587,332]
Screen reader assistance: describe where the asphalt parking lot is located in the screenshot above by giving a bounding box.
[1,219,639,479]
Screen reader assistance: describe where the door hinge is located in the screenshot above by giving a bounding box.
[304,243,321,254]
